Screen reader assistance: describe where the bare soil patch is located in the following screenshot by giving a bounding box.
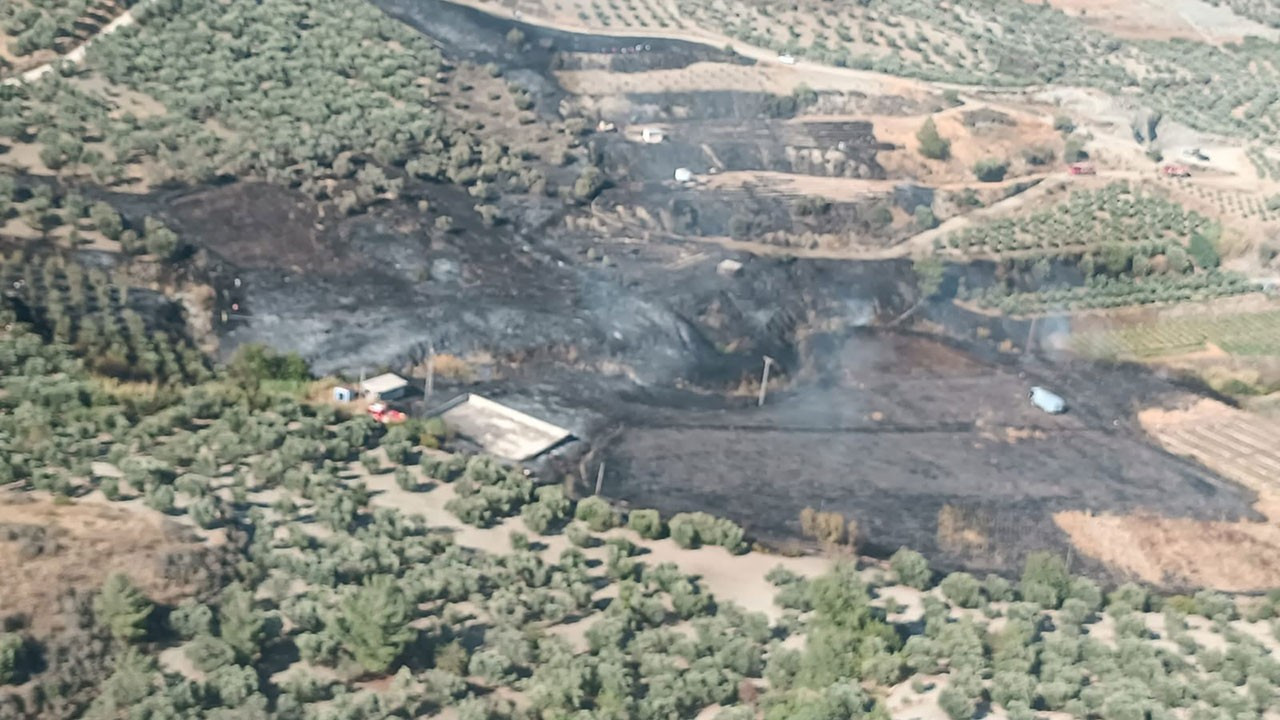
[0,492,217,634]
[1054,507,1280,591]
[1054,399,1280,590]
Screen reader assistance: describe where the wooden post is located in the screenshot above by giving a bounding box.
[758,355,775,407]
[425,341,436,401]
[594,462,605,495]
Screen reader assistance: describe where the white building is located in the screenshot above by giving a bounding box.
[361,373,409,401]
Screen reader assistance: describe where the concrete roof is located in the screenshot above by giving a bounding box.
[360,373,408,395]
[431,393,572,461]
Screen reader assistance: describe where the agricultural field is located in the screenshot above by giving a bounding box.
[941,182,1220,256]
[9,296,1280,720]
[7,0,1280,717]
[1070,308,1280,359]
[939,182,1262,314]
[0,0,579,219]
[0,0,134,75]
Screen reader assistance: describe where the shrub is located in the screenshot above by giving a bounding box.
[170,599,214,640]
[188,496,223,529]
[917,117,951,160]
[973,158,1008,182]
[939,685,977,720]
[1054,114,1076,133]
[1020,552,1069,609]
[940,572,982,608]
[95,573,153,643]
[1022,145,1056,166]
[566,522,593,547]
[185,635,236,673]
[914,205,938,230]
[574,495,619,532]
[0,633,28,685]
[228,344,310,383]
[627,508,665,539]
[890,547,931,589]
[1189,231,1220,269]
[144,484,175,513]
[669,513,701,548]
[573,166,606,202]
[1064,137,1087,162]
[668,512,747,553]
[983,574,1013,602]
[799,507,847,545]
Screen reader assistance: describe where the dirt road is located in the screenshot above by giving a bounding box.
[1,4,141,87]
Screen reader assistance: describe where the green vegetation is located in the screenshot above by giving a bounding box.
[0,0,549,215]
[942,183,1257,313]
[1071,309,1280,358]
[0,243,209,383]
[946,183,1218,255]
[673,0,1280,145]
[916,117,950,161]
[2,248,1280,719]
[2,0,132,60]
[970,271,1255,314]
[972,158,1008,183]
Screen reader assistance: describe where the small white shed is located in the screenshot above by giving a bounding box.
[361,373,409,401]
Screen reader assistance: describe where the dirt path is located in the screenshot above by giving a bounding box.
[1,4,141,87]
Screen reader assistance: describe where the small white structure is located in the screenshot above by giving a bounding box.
[1029,386,1067,414]
[674,167,693,183]
[596,119,617,133]
[641,127,664,144]
[332,386,355,403]
[361,373,409,401]
[717,259,744,277]
[778,53,796,65]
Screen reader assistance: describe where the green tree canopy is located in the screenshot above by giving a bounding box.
[94,573,153,643]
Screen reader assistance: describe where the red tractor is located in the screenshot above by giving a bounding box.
[1161,164,1191,178]
[1067,162,1096,176]
[367,402,407,424]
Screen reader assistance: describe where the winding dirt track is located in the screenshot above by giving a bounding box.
[1,4,142,87]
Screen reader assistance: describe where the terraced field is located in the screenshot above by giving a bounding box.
[1071,309,1280,358]
[1142,401,1280,498]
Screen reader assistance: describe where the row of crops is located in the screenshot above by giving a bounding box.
[673,0,1280,144]
[941,184,1216,255]
[0,247,209,383]
[963,272,1258,315]
[1070,309,1280,358]
[678,0,1136,87]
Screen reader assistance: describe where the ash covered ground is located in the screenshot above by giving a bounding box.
[133,0,1260,578]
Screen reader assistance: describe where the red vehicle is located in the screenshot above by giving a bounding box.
[1067,162,1096,176]
[1161,164,1191,178]
[367,402,407,424]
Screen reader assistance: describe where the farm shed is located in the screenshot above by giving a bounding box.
[361,373,409,401]
[429,393,573,461]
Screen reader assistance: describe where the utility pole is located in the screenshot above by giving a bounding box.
[594,462,605,495]
[1025,316,1038,354]
[425,340,436,402]
[758,355,775,407]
